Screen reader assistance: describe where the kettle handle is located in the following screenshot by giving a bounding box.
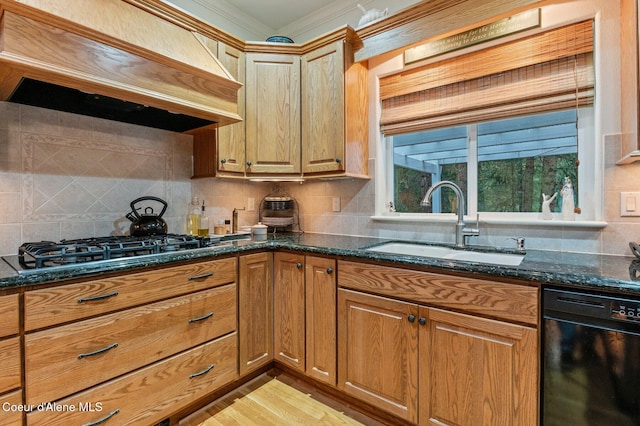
[130,196,168,218]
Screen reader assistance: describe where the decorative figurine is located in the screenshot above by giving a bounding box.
[560,177,575,221]
[357,4,389,27]
[542,192,557,220]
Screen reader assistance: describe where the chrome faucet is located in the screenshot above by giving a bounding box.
[421,181,480,248]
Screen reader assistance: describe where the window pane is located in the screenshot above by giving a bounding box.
[477,110,578,213]
[393,126,468,213]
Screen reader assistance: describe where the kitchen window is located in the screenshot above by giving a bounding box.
[378,19,601,222]
[387,107,593,218]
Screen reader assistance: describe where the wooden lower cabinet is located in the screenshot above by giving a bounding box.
[26,333,238,426]
[338,289,419,422]
[25,284,236,405]
[274,253,306,371]
[274,253,337,385]
[304,256,336,385]
[419,307,538,426]
[238,252,273,376]
[338,288,538,426]
[0,294,22,426]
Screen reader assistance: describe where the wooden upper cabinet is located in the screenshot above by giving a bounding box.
[217,43,247,175]
[618,0,640,164]
[245,52,301,175]
[302,36,369,178]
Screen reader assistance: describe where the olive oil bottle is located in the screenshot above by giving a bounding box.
[198,201,209,237]
[187,196,200,236]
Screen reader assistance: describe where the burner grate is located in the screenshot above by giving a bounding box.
[18,234,206,269]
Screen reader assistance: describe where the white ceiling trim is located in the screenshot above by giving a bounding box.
[278,0,372,41]
[187,0,275,38]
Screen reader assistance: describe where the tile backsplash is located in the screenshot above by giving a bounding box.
[0,102,193,255]
[2,101,640,257]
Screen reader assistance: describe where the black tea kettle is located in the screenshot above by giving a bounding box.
[126,196,168,236]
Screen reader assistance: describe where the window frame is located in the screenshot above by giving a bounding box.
[377,106,604,227]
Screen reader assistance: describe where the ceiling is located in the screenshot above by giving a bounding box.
[166,0,419,42]
[218,0,338,30]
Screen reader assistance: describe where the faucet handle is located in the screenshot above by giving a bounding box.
[509,237,526,252]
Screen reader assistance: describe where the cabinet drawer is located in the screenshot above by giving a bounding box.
[338,261,538,326]
[0,337,21,394]
[25,257,237,330]
[26,284,236,405]
[26,333,238,426]
[0,294,19,338]
[0,389,23,426]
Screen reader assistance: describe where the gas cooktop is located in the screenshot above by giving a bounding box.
[6,234,222,272]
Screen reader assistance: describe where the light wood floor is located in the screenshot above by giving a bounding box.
[179,374,386,426]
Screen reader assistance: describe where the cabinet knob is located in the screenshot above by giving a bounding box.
[246,161,252,166]
[296,262,303,269]
[220,158,226,164]
[326,267,333,275]
[419,317,427,326]
[335,158,342,164]
[408,315,416,323]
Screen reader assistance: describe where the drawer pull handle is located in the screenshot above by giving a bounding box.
[77,291,119,303]
[188,312,214,323]
[78,343,118,359]
[188,272,214,281]
[189,363,215,379]
[82,409,120,426]
[296,263,303,269]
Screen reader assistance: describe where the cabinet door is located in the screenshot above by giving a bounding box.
[238,253,273,376]
[338,289,419,423]
[305,256,336,385]
[301,41,345,174]
[420,307,538,426]
[217,42,246,175]
[245,53,301,174]
[273,252,305,371]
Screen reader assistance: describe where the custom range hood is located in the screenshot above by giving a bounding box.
[0,0,242,132]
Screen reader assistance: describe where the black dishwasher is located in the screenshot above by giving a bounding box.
[543,288,640,425]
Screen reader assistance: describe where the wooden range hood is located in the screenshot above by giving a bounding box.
[0,0,242,132]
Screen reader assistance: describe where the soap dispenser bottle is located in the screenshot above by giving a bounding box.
[198,200,209,237]
[187,196,200,236]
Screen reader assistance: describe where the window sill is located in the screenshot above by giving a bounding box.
[371,214,607,228]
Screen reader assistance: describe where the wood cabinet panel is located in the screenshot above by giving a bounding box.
[24,257,236,330]
[0,389,23,426]
[0,337,21,395]
[273,252,305,371]
[26,333,238,426]
[338,288,419,422]
[217,42,246,175]
[301,41,345,174]
[25,284,236,404]
[305,256,336,385]
[238,252,273,376]
[245,53,301,174]
[338,260,538,326]
[0,294,19,338]
[420,307,538,426]
[301,36,368,178]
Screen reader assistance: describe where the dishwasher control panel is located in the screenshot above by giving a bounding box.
[611,300,640,322]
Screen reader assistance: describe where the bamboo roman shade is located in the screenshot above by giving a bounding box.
[380,20,594,135]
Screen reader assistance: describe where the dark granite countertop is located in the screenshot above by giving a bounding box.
[1,233,640,296]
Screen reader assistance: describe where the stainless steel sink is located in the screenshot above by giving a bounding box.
[365,242,524,266]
